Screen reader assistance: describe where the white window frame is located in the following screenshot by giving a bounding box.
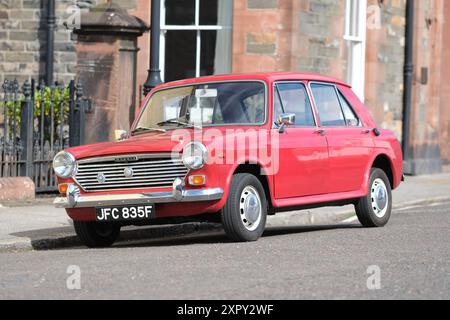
[344,0,367,101]
[159,0,226,82]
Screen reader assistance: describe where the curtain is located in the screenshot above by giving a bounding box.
[214,0,233,75]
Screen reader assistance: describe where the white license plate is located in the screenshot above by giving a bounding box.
[95,205,154,222]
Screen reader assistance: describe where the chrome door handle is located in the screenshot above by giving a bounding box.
[314,129,326,136]
[362,129,371,134]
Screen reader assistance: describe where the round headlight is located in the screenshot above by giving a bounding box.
[182,142,208,170]
[53,151,76,178]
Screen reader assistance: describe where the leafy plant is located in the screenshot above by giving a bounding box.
[1,86,70,141]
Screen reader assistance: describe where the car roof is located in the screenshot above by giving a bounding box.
[152,72,351,92]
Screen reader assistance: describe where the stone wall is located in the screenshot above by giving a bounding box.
[407,0,447,173]
[0,0,137,84]
[232,0,407,138]
[365,0,406,140]
[0,0,75,84]
[292,0,346,77]
[232,0,294,73]
[440,0,450,168]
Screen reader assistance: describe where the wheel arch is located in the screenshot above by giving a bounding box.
[370,153,395,189]
[229,162,274,213]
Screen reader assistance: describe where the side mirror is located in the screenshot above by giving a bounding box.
[277,113,295,133]
[114,129,128,141]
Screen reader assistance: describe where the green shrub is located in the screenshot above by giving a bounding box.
[1,86,70,131]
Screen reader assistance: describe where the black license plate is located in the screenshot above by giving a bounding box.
[95,205,155,222]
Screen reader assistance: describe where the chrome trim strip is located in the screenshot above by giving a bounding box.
[77,160,183,169]
[54,181,224,208]
[76,153,180,164]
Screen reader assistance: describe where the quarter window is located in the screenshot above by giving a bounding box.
[274,83,315,126]
[310,83,346,127]
[338,91,362,127]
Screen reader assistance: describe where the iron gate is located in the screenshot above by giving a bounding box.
[0,79,89,192]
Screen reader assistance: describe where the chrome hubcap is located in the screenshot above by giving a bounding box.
[239,186,262,231]
[371,178,388,218]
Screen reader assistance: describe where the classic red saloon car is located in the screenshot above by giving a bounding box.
[53,72,403,247]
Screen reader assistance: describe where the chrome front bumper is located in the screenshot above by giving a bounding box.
[54,178,224,208]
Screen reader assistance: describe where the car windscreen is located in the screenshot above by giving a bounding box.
[135,81,266,130]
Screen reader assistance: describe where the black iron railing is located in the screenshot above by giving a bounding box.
[0,79,89,192]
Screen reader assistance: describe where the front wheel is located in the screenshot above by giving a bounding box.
[221,173,267,242]
[73,221,121,248]
[355,168,392,227]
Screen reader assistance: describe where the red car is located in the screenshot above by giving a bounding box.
[53,72,403,247]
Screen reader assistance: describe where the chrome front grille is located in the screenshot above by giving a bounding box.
[74,153,188,192]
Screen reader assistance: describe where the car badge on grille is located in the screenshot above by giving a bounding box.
[123,167,134,178]
[97,173,106,184]
[115,156,139,163]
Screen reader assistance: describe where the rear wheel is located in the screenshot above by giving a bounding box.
[221,173,267,242]
[355,168,392,227]
[73,221,121,248]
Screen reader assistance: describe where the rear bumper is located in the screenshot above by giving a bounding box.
[54,178,224,208]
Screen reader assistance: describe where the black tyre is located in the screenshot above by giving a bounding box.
[221,173,267,242]
[73,221,121,248]
[355,168,392,227]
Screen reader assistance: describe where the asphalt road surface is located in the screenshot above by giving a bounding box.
[0,202,449,300]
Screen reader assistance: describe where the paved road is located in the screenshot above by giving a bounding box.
[0,202,449,300]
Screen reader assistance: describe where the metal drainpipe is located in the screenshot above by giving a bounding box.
[402,0,414,167]
[143,0,162,96]
[45,0,55,85]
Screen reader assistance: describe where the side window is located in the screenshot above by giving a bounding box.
[310,83,346,127]
[274,83,315,126]
[338,91,362,127]
[273,87,284,120]
[242,91,265,123]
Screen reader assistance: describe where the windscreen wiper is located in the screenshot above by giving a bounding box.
[157,118,202,129]
[131,126,166,135]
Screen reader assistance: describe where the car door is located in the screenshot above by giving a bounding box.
[309,82,374,193]
[272,82,329,199]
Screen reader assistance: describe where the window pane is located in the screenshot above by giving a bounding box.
[338,91,361,126]
[213,82,265,124]
[242,90,265,124]
[199,0,218,25]
[310,84,345,127]
[200,29,232,76]
[165,31,196,82]
[200,30,216,77]
[273,88,284,122]
[276,83,315,126]
[136,82,266,128]
[165,0,195,25]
